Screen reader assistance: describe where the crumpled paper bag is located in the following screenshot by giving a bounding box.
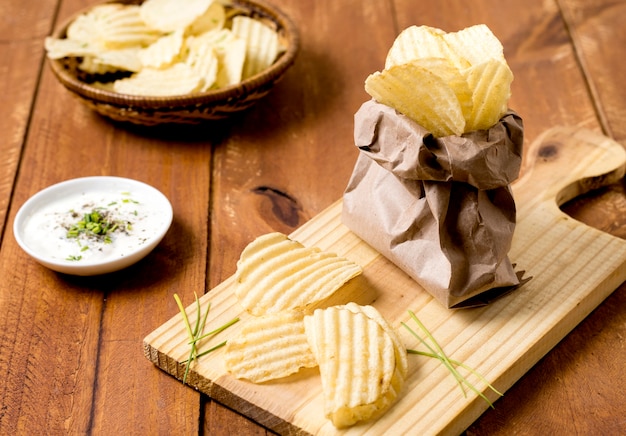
[342,100,524,308]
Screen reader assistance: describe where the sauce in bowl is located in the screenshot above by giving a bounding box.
[14,177,173,275]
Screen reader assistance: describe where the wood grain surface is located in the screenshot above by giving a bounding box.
[1,0,625,435]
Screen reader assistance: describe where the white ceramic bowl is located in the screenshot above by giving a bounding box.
[14,176,173,276]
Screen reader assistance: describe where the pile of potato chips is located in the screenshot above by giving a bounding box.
[45,0,286,96]
[223,232,407,428]
[365,24,513,137]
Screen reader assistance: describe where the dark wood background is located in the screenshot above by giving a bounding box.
[1,0,624,434]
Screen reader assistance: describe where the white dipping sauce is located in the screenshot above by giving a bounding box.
[22,191,164,263]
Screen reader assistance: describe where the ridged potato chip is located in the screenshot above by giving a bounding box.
[188,1,226,35]
[223,311,316,383]
[214,37,247,88]
[443,24,505,65]
[234,233,362,316]
[185,38,219,92]
[140,0,214,32]
[304,304,406,428]
[341,302,408,378]
[67,3,161,49]
[113,63,203,96]
[138,29,184,69]
[365,60,467,137]
[44,37,101,60]
[463,59,514,131]
[185,29,246,89]
[232,15,281,79]
[385,25,469,70]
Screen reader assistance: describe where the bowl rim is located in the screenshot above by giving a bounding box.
[47,0,300,108]
[13,176,173,275]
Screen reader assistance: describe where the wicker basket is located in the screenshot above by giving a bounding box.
[47,0,300,126]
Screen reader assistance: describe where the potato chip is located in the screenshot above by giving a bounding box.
[188,1,226,35]
[231,15,280,79]
[464,59,513,131]
[189,29,247,88]
[365,61,466,137]
[67,4,161,49]
[140,0,214,32]
[443,24,505,66]
[185,29,244,89]
[304,305,405,428]
[223,311,316,383]
[385,25,469,70]
[214,36,247,88]
[185,39,219,92]
[138,29,184,69]
[341,302,408,378]
[113,63,203,96]
[94,47,143,73]
[44,37,101,60]
[234,232,362,316]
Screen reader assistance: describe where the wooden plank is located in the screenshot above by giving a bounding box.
[559,0,626,142]
[144,126,626,435]
[0,0,58,239]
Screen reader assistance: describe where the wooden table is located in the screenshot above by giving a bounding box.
[1,0,625,434]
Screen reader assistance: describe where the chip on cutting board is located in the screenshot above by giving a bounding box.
[303,304,406,428]
[234,232,362,316]
[223,311,317,383]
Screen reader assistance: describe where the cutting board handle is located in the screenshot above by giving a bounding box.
[514,126,626,209]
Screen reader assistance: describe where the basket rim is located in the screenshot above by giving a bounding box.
[48,0,300,109]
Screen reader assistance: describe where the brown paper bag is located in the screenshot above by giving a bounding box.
[342,100,524,308]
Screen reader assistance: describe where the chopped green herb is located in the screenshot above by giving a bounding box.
[66,209,127,242]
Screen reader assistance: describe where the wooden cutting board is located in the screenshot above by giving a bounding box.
[143,126,626,435]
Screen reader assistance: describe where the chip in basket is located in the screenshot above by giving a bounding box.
[303,304,406,428]
[139,0,214,32]
[138,29,184,69]
[234,232,362,316]
[187,1,227,35]
[365,24,514,136]
[223,311,317,383]
[232,15,281,79]
[113,63,204,96]
[67,3,161,49]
